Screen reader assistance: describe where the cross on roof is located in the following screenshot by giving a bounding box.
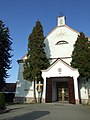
[59,11,64,17]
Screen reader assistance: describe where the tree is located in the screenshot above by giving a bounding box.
[71,32,90,79]
[0,20,12,91]
[23,21,50,102]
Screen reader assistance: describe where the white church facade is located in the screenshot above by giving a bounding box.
[15,16,90,104]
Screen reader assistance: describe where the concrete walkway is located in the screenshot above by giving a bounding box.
[0,103,90,120]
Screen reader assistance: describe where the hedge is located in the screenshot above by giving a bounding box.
[0,92,5,110]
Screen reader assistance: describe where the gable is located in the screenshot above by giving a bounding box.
[42,58,79,78]
[46,25,79,39]
[44,25,79,59]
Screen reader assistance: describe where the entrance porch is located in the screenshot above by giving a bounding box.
[41,59,79,104]
[45,77,75,104]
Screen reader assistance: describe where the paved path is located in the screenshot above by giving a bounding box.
[0,103,90,120]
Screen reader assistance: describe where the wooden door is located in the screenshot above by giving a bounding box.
[57,88,62,101]
[57,82,69,102]
[45,78,52,103]
[58,87,69,101]
[68,77,75,104]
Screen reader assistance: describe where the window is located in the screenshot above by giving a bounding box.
[56,40,68,45]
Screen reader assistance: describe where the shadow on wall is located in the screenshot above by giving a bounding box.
[14,79,33,103]
[78,77,90,104]
[44,39,51,59]
[10,111,50,120]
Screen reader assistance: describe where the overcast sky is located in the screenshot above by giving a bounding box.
[0,0,90,83]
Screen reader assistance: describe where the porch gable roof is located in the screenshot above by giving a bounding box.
[42,58,78,72]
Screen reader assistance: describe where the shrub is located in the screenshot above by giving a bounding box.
[0,92,5,110]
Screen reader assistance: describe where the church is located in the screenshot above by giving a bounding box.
[14,16,90,104]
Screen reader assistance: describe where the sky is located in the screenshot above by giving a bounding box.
[0,0,90,83]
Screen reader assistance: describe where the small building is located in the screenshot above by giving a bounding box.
[14,16,90,104]
[4,83,16,103]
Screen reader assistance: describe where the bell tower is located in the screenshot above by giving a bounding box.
[57,16,66,26]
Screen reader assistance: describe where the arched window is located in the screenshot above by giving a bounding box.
[55,40,68,45]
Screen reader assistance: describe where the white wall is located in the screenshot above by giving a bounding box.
[79,78,89,101]
[44,26,79,64]
[15,79,34,98]
[17,63,25,80]
[15,62,34,98]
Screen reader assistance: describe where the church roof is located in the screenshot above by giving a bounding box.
[17,54,27,63]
